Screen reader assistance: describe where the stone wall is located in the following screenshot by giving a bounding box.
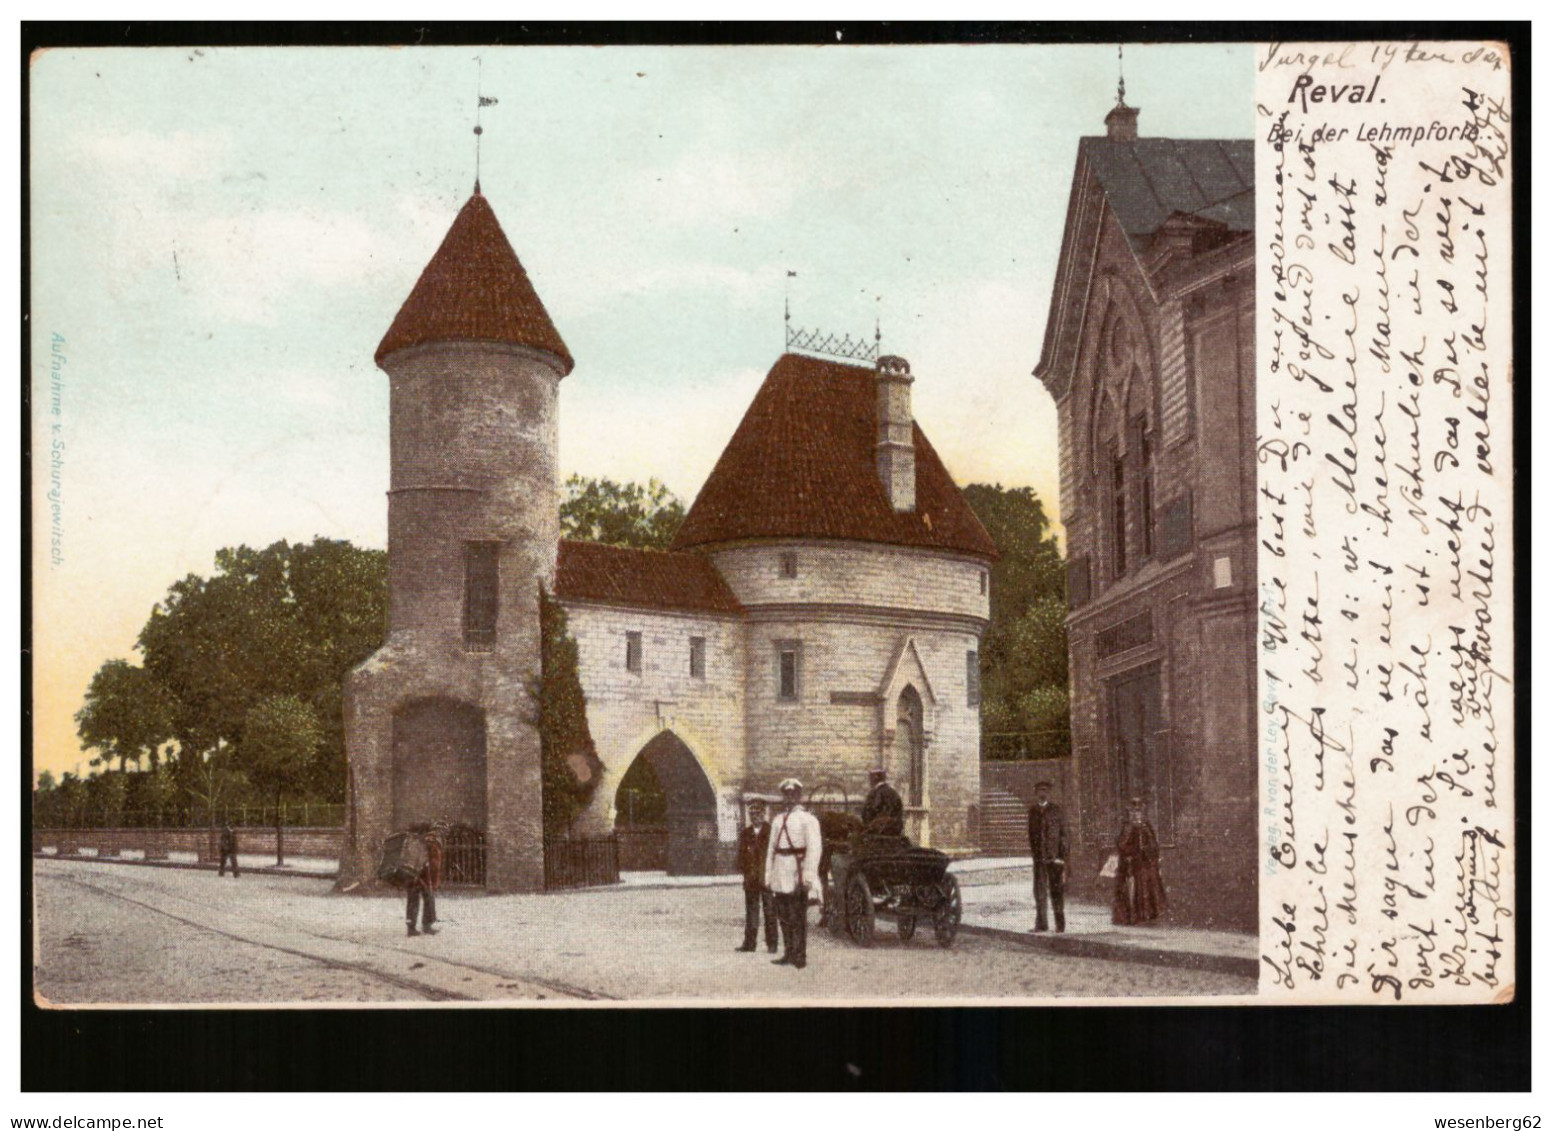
[560,600,747,845]
[33,826,343,863]
[708,540,989,622]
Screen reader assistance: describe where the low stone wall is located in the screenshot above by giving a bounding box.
[32,826,344,863]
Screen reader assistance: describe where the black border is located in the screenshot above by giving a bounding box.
[21,20,1530,1093]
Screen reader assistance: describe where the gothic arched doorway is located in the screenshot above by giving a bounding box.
[614,731,718,875]
[897,685,925,807]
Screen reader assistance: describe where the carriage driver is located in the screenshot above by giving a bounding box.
[765,778,824,970]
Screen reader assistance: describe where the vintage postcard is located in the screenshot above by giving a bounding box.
[27,36,1515,1009]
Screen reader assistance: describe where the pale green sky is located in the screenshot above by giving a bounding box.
[30,43,1253,779]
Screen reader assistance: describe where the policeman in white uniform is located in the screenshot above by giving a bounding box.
[765,778,824,969]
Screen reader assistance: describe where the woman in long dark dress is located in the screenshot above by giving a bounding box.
[1112,798,1167,925]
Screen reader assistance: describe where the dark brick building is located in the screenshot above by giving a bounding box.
[1034,100,1257,929]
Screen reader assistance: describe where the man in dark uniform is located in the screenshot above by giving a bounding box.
[1027,781,1068,932]
[404,827,441,937]
[735,799,777,953]
[217,824,240,878]
[860,766,905,836]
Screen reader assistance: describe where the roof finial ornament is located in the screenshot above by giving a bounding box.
[1117,44,1127,108]
[473,56,498,195]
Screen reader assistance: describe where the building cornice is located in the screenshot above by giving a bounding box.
[702,537,994,569]
[744,601,987,635]
[554,597,744,624]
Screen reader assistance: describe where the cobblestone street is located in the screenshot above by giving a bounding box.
[34,859,1256,1004]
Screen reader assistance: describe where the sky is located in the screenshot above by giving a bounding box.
[29,42,1254,780]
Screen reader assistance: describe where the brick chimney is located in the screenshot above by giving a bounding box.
[1105,101,1139,141]
[875,354,916,513]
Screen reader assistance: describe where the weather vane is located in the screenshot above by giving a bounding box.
[474,56,498,192]
[1117,44,1127,107]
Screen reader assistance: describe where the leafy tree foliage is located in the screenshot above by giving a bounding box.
[962,483,1070,760]
[560,475,684,550]
[531,594,603,837]
[72,538,386,813]
[75,660,176,772]
[244,694,324,863]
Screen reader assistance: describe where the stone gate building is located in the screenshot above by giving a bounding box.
[340,189,996,892]
[1034,99,1257,929]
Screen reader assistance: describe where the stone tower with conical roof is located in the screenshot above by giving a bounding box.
[339,189,572,893]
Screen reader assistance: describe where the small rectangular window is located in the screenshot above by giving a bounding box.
[463,542,500,650]
[967,650,981,707]
[779,552,798,579]
[689,636,706,679]
[625,631,643,674]
[979,570,989,596]
[777,642,799,701]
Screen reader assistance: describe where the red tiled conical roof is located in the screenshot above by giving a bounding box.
[671,353,997,559]
[375,191,574,373]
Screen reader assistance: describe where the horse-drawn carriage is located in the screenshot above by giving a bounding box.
[823,835,963,948]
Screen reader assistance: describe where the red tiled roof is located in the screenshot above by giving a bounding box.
[376,191,574,373]
[671,353,997,559]
[554,540,743,616]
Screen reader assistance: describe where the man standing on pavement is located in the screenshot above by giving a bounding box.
[1027,781,1067,933]
[217,824,240,879]
[765,779,823,969]
[735,799,777,954]
[860,766,905,837]
[403,826,441,937]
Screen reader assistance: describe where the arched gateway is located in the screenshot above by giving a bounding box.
[614,732,718,876]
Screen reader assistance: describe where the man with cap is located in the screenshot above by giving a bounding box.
[735,798,777,953]
[860,766,905,837]
[765,778,823,969]
[1027,781,1068,933]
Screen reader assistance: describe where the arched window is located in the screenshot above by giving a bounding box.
[897,686,925,807]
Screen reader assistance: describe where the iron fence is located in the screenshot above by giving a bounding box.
[543,836,620,890]
[28,803,348,830]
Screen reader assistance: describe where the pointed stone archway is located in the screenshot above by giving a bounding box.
[614,731,718,876]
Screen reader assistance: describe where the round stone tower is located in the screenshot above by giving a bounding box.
[339,189,573,893]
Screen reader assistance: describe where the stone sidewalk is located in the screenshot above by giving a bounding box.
[947,858,1258,978]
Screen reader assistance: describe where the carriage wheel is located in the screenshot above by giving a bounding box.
[846,875,876,948]
[824,881,845,936]
[933,874,962,947]
[898,916,917,942]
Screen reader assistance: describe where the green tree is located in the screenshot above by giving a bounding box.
[962,483,1071,760]
[48,773,87,827]
[560,475,685,550]
[530,593,603,838]
[32,771,58,827]
[127,538,385,808]
[244,694,324,866]
[75,660,176,772]
[85,770,128,827]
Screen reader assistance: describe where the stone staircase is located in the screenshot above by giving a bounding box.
[978,785,1028,856]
